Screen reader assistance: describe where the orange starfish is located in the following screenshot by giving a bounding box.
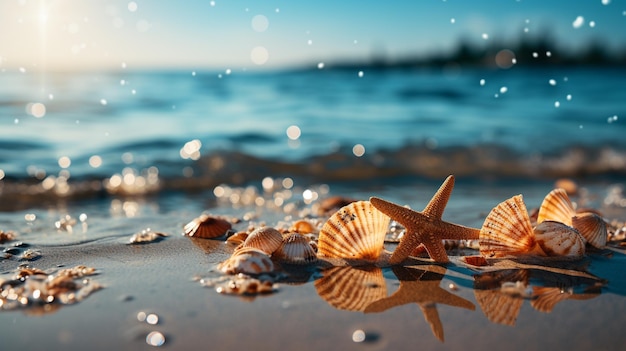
[370,175,480,264]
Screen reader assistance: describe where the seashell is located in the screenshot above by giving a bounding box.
[317,200,389,260]
[533,221,585,257]
[226,232,249,245]
[183,214,232,239]
[479,195,537,258]
[315,196,357,216]
[530,286,571,313]
[274,233,317,265]
[314,266,387,312]
[289,220,316,234]
[572,212,607,249]
[537,188,575,226]
[240,226,283,255]
[217,247,275,275]
[554,178,579,196]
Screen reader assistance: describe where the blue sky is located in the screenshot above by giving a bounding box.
[1,0,625,70]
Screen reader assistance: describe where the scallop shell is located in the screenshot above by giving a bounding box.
[273,233,317,265]
[217,247,275,275]
[530,287,570,313]
[183,214,232,239]
[289,220,316,234]
[314,266,386,312]
[474,289,523,326]
[479,195,536,258]
[537,188,575,226]
[240,226,283,255]
[317,200,389,260]
[226,232,249,245]
[533,220,585,257]
[572,212,607,248]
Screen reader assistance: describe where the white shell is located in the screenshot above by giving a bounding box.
[537,188,575,226]
[217,247,275,275]
[241,226,283,255]
[479,195,536,258]
[274,233,317,265]
[533,221,585,257]
[317,201,389,260]
[572,212,607,249]
[314,266,386,311]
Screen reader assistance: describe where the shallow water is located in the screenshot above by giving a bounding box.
[1,65,626,349]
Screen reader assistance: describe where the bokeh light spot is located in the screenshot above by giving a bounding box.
[251,46,269,65]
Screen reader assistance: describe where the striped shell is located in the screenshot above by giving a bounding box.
[273,233,317,265]
[479,195,536,258]
[217,247,275,275]
[572,212,607,248]
[474,289,523,326]
[317,201,389,260]
[183,214,232,239]
[537,188,575,226]
[530,287,571,313]
[226,232,249,245]
[240,226,283,255]
[538,188,607,248]
[314,266,386,312]
[533,221,585,257]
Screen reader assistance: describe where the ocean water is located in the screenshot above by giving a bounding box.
[1,66,626,193]
[1,66,626,350]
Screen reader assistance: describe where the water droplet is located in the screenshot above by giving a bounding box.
[251,14,269,32]
[250,46,269,65]
[352,330,366,343]
[572,16,585,29]
[146,331,165,347]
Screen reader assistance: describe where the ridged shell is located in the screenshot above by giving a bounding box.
[240,226,283,255]
[317,200,389,260]
[226,232,249,245]
[217,247,275,275]
[274,233,317,265]
[537,188,575,226]
[314,266,386,312]
[183,214,232,239]
[533,221,585,257]
[479,195,536,258]
[572,212,607,248]
[289,220,316,234]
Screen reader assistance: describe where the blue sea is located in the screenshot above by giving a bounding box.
[1,65,626,350]
[1,66,625,196]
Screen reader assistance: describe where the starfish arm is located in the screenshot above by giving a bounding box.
[437,221,481,240]
[422,175,455,219]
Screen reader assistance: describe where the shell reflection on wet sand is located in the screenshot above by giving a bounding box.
[317,200,389,261]
[479,195,585,258]
[314,266,386,311]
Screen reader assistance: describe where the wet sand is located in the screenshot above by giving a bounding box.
[1,181,625,350]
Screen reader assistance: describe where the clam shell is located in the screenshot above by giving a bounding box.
[217,247,275,275]
[240,226,283,255]
[317,200,389,260]
[533,220,585,257]
[314,266,386,312]
[572,212,607,248]
[289,220,316,234]
[479,195,536,258]
[183,214,232,239]
[537,188,575,226]
[274,233,317,265]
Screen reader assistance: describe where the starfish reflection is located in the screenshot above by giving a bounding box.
[315,265,475,342]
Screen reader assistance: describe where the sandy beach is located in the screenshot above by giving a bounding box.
[2,179,625,351]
